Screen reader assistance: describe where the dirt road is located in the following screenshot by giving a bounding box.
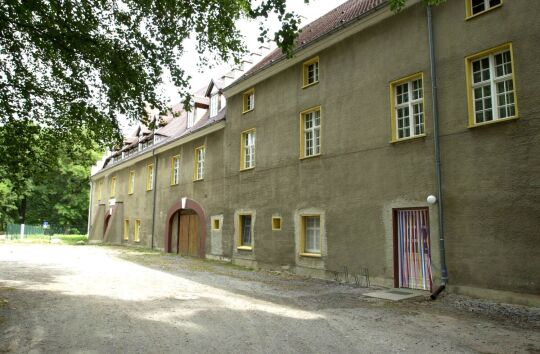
[0,244,538,353]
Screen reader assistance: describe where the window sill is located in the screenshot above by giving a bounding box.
[272,228,282,231]
[465,3,502,21]
[390,134,426,144]
[240,166,255,172]
[237,246,253,251]
[468,116,519,129]
[193,178,204,182]
[242,108,254,114]
[300,252,322,258]
[128,192,133,195]
[302,81,319,89]
[170,183,179,187]
[300,153,321,160]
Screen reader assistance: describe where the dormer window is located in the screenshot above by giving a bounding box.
[210,94,219,117]
[242,88,255,113]
[187,106,195,128]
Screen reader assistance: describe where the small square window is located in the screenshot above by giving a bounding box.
[272,217,282,231]
[213,219,221,230]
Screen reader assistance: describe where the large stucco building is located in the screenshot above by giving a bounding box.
[88,0,540,306]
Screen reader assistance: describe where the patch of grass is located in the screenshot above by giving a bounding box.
[5,234,87,245]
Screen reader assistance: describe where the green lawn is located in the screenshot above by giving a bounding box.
[5,234,87,245]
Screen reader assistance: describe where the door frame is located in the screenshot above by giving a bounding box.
[392,207,431,290]
[165,197,206,258]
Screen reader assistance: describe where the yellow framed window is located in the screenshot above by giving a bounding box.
[300,106,321,159]
[390,73,425,142]
[242,88,255,113]
[146,164,154,191]
[466,0,502,19]
[170,155,180,185]
[466,43,518,127]
[302,56,319,87]
[240,129,256,170]
[128,170,135,194]
[123,219,129,241]
[194,146,205,181]
[97,180,103,200]
[272,217,282,231]
[134,219,141,242]
[237,214,253,250]
[301,215,321,256]
[110,176,116,197]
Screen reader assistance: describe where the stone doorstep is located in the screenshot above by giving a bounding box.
[363,288,429,301]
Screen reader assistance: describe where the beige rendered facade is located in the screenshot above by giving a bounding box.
[89,0,540,306]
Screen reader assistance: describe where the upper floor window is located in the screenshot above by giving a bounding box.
[240,129,256,170]
[466,43,517,127]
[128,170,135,194]
[187,106,195,128]
[242,88,255,113]
[170,155,180,185]
[303,56,319,87]
[300,106,321,159]
[146,164,154,191]
[390,73,425,142]
[110,176,116,197]
[97,180,103,200]
[466,0,502,18]
[194,146,205,181]
[210,94,219,117]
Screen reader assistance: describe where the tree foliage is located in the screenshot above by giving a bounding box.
[0,121,100,230]
[0,0,307,147]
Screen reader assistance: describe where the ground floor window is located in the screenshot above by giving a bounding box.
[302,215,321,255]
[124,219,129,241]
[237,214,253,250]
[134,219,141,242]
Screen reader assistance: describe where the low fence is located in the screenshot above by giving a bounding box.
[6,223,86,240]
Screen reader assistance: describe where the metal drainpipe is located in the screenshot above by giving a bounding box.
[151,152,158,249]
[427,5,448,299]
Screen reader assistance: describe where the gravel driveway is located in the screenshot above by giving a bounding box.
[0,244,538,354]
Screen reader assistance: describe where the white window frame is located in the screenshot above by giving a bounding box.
[194,146,205,180]
[470,48,516,125]
[171,155,180,185]
[210,94,218,117]
[394,77,424,140]
[468,0,502,17]
[187,106,195,128]
[302,215,321,255]
[241,129,256,170]
[301,107,321,158]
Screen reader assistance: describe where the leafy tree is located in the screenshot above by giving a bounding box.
[1,0,444,147]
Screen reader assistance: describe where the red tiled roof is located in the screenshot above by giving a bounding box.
[241,0,386,80]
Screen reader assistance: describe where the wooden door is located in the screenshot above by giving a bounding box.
[178,213,199,257]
